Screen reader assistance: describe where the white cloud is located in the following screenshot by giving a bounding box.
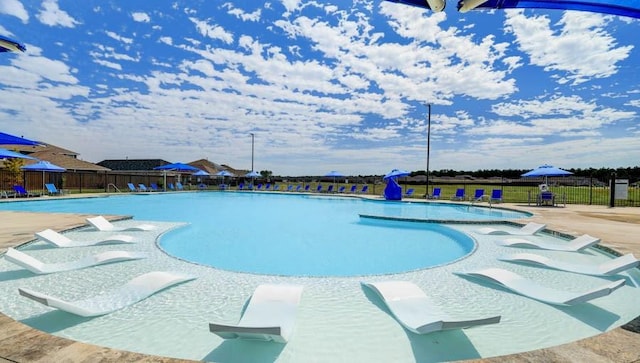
[36,0,79,27]
[0,0,28,23]
[189,17,233,44]
[132,11,150,23]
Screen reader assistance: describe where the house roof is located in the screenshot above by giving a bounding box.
[97,159,169,171]
[1,143,109,172]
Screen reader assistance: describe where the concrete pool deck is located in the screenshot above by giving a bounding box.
[0,197,638,362]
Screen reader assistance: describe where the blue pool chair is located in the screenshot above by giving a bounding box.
[13,185,38,197]
[359,185,369,194]
[45,183,63,196]
[238,182,244,190]
[265,183,271,190]
[256,183,263,190]
[273,184,280,191]
[338,186,345,193]
[138,184,149,192]
[404,188,415,198]
[349,185,357,193]
[490,189,503,203]
[316,185,323,193]
[428,187,441,199]
[472,189,485,201]
[295,185,302,192]
[150,183,160,192]
[451,188,465,201]
[304,185,310,192]
[167,183,175,191]
[326,185,334,193]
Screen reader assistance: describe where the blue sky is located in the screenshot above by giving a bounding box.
[0,0,638,175]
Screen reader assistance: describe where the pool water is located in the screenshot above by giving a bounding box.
[0,193,524,276]
[1,193,639,362]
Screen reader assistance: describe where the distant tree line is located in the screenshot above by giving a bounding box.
[409,166,640,182]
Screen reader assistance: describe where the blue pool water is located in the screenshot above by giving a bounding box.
[0,192,526,276]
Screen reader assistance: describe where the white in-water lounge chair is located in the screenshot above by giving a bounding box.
[86,216,156,232]
[3,248,146,274]
[361,281,501,334]
[476,222,546,236]
[455,268,625,306]
[495,234,600,252]
[35,229,135,248]
[18,271,196,317]
[499,253,639,276]
[209,284,304,343]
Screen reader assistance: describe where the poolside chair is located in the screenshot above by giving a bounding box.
[209,284,304,343]
[427,187,441,199]
[359,185,369,194]
[86,216,156,232]
[13,185,38,197]
[472,189,485,201]
[286,185,293,192]
[35,229,135,248]
[176,182,184,190]
[326,185,334,193]
[127,183,137,192]
[256,183,263,190]
[168,183,175,191]
[238,182,245,190]
[4,248,146,275]
[316,185,323,193]
[490,189,503,203]
[295,185,302,192]
[455,268,625,306]
[476,222,546,236]
[499,253,639,276]
[495,234,600,252]
[18,271,196,317]
[338,186,346,193]
[45,183,64,196]
[138,184,149,192]
[273,184,280,191]
[451,188,465,201]
[538,191,555,206]
[404,188,415,198]
[265,183,271,190]
[361,281,501,334]
[150,183,160,192]
[349,185,357,193]
[304,185,310,192]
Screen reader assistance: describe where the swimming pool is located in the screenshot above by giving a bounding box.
[0,193,638,362]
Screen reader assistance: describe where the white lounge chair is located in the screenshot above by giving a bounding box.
[209,284,304,343]
[455,268,625,306]
[499,253,639,276]
[495,234,600,252]
[18,271,196,317]
[361,281,501,334]
[86,216,156,232]
[476,222,546,236]
[4,248,146,274]
[35,229,134,248]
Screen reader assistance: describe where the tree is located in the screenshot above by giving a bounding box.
[260,170,272,178]
[3,157,25,187]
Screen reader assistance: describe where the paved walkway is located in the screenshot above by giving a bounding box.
[0,198,638,362]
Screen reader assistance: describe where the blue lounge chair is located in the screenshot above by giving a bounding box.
[472,189,485,201]
[451,188,465,201]
[428,187,441,199]
[265,183,271,190]
[404,188,415,198]
[295,185,302,192]
[287,185,293,192]
[316,185,323,193]
[304,185,310,192]
[326,185,334,193]
[167,183,175,191]
[490,189,503,203]
[238,182,244,190]
[256,183,263,190]
[150,183,160,192]
[138,184,149,192]
[349,185,357,193]
[45,183,63,196]
[13,185,38,197]
[273,184,280,191]
[338,186,346,193]
[359,185,368,194]
[127,183,137,192]
[176,182,184,191]
[539,191,555,206]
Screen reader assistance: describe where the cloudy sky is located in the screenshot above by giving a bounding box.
[0,0,638,175]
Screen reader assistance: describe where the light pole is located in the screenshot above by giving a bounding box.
[250,133,255,172]
[426,104,431,199]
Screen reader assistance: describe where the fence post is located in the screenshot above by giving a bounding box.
[609,172,616,208]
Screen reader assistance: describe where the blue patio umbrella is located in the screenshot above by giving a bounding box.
[245,170,260,178]
[383,169,411,180]
[21,160,66,193]
[193,169,211,176]
[0,35,26,53]
[0,148,36,160]
[325,170,345,189]
[522,164,573,185]
[215,170,235,177]
[0,132,39,146]
[154,162,200,191]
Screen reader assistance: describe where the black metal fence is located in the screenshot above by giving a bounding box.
[2,170,639,207]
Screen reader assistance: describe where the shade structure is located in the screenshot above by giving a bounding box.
[324,170,345,178]
[383,169,411,181]
[457,0,640,19]
[0,148,36,160]
[245,170,260,178]
[21,161,66,193]
[0,35,26,53]
[215,170,235,177]
[153,162,200,172]
[522,165,573,185]
[193,170,211,177]
[0,132,39,146]
[154,162,200,191]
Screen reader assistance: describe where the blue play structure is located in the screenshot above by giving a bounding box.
[383,178,403,201]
